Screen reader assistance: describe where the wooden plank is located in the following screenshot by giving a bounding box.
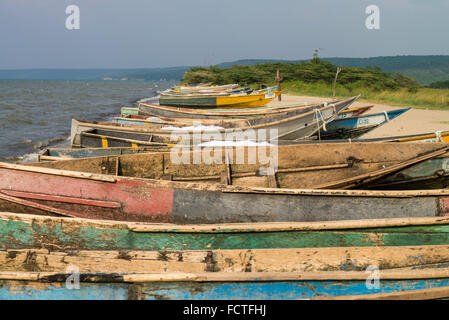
[0,190,122,208]
[3,211,449,233]
[266,167,277,188]
[38,155,72,161]
[3,245,449,274]
[171,163,350,181]
[2,267,449,283]
[0,193,84,218]
[0,162,116,183]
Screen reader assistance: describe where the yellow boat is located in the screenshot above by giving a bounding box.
[159,90,283,108]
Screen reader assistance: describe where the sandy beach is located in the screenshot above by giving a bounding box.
[268,94,449,139]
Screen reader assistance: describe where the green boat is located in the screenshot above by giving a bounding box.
[2,212,449,299]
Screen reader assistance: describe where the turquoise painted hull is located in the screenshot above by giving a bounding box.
[1,278,449,300]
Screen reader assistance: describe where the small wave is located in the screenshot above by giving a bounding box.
[17,136,66,149]
[20,153,39,164]
[1,105,15,110]
[138,96,159,104]
[10,119,33,125]
[0,153,38,164]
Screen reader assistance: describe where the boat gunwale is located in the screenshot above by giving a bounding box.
[3,268,449,283]
[2,211,449,233]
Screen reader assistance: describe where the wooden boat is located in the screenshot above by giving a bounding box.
[175,87,253,95]
[124,104,372,127]
[38,129,449,162]
[137,98,349,120]
[40,129,449,162]
[3,212,449,299]
[320,108,410,139]
[116,104,373,127]
[121,106,140,116]
[159,90,283,108]
[174,83,239,91]
[71,96,359,148]
[2,142,449,223]
[167,85,274,95]
[34,142,449,190]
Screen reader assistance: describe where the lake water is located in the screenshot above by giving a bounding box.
[0,80,174,162]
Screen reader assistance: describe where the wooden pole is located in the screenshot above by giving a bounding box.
[333,67,342,100]
[276,69,283,101]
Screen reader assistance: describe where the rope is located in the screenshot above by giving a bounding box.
[315,104,337,134]
[436,130,444,142]
[315,104,338,141]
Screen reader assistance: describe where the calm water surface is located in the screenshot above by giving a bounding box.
[0,80,174,162]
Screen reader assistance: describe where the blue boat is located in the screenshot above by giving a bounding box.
[1,272,449,300]
[320,108,411,139]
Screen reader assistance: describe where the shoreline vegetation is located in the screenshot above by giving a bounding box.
[181,58,449,110]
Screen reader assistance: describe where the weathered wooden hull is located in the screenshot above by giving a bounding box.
[2,158,449,222]
[33,142,449,190]
[137,97,352,120]
[321,108,410,139]
[116,105,371,127]
[138,102,312,120]
[3,213,449,299]
[4,212,449,250]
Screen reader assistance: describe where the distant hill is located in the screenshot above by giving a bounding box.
[216,56,449,85]
[0,67,189,81]
[324,56,449,85]
[104,67,189,81]
[0,69,123,81]
[1,55,449,84]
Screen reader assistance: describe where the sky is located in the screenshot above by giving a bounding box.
[0,0,448,69]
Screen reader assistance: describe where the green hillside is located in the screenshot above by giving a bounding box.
[214,56,449,85]
[182,59,418,91]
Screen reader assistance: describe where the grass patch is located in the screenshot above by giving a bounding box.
[282,80,449,110]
